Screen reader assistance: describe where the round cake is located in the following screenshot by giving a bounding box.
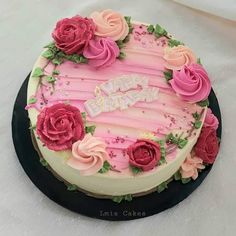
[26,9,220,201]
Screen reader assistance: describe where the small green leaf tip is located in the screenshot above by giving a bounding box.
[130,166,142,174]
[163,70,173,82]
[67,184,77,191]
[197,99,209,107]
[98,161,111,173]
[46,76,56,83]
[154,24,168,37]
[52,70,60,75]
[28,97,37,104]
[32,67,44,77]
[112,194,133,203]
[168,39,184,47]
[85,125,96,135]
[194,120,202,129]
[197,58,202,65]
[118,51,126,60]
[39,158,48,167]
[181,178,191,184]
[147,24,155,33]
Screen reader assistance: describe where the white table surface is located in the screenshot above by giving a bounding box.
[0,0,236,235]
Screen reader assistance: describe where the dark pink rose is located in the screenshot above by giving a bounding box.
[170,63,211,103]
[83,37,119,69]
[52,16,95,54]
[36,104,85,151]
[127,139,161,171]
[194,127,219,164]
[203,108,219,130]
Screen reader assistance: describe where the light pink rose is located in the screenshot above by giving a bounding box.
[203,108,219,130]
[67,134,109,176]
[52,16,95,54]
[164,45,197,70]
[90,9,129,41]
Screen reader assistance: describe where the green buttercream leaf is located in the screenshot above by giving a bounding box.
[42,49,55,60]
[52,70,60,75]
[29,125,36,130]
[178,138,188,149]
[112,196,123,203]
[85,125,96,135]
[98,161,111,173]
[52,57,63,65]
[32,67,44,77]
[192,111,201,120]
[181,178,191,184]
[28,97,37,104]
[157,182,168,193]
[197,58,202,65]
[174,170,181,181]
[116,40,125,49]
[147,24,155,33]
[194,120,202,129]
[197,99,209,107]
[67,54,87,64]
[168,39,184,47]
[118,51,126,60]
[157,140,166,165]
[163,70,173,82]
[39,158,48,167]
[81,112,87,122]
[124,194,132,202]
[124,16,133,33]
[67,184,77,191]
[123,35,130,43]
[154,24,167,37]
[46,76,56,83]
[130,166,142,174]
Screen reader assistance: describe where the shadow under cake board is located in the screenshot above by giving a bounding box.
[11,73,222,221]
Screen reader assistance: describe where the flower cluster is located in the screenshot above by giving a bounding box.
[163,45,211,103]
[51,9,129,69]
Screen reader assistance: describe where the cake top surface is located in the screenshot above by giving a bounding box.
[27,9,213,177]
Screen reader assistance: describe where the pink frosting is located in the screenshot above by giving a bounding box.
[170,63,211,102]
[67,134,109,176]
[203,108,219,130]
[83,37,119,68]
[90,9,129,41]
[52,16,95,54]
[180,153,205,180]
[164,45,197,70]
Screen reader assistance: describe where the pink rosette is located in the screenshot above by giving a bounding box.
[67,134,109,176]
[52,15,95,54]
[90,9,129,41]
[180,153,205,180]
[203,108,219,130]
[83,37,119,68]
[170,63,211,103]
[36,104,85,151]
[164,45,197,70]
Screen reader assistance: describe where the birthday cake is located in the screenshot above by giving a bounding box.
[26,9,220,201]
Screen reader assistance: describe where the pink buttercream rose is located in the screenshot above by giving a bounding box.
[90,9,129,41]
[164,45,197,70]
[170,63,211,102]
[180,153,205,180]
[83,37,119,68]
[52,16,95,54]
[203,108,219,130]
[127,139,161,171]
[67,134,109,176]
[36,104,85,151]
